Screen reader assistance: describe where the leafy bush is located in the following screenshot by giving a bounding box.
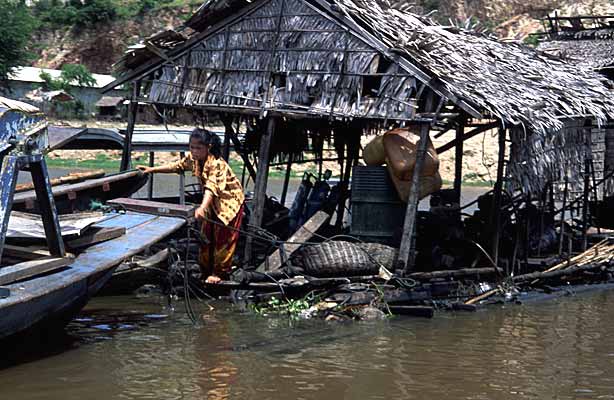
[0,0,37,83]
[39,64,96,92]
[76,0,118,27]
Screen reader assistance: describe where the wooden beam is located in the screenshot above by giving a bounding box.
[3,245,52,261]
[29,156,65,257]
[226,127,257,182]
[120,81,140,171]
[0,156,20,262]
[179,151,186,205]
[107,197,196,218]
[67,227,126,249]
[399,121,431,274]
[399,92,437,274]
[280,154,293,206]
[490,127,506,264]
[257,210,330,272]
[244,116,276,264]
[0,257,72,286]
[453,116,466,204]
[436,121,499,154]
[147,151,154,200]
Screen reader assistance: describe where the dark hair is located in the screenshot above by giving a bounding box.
[190,128,222,158]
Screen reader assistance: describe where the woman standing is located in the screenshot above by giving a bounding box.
[139,128,245,284]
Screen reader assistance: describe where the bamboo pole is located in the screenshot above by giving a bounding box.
[120,81,140,171]
[244,116,276,264]
[147,151,154,200]
[490,127,506,265]
[179,151,186,205]
[281,154,293,206]
[399,122,431,274]
[453,116,466,204]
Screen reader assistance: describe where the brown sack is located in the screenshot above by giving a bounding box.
[383,127,439,180]
[363,135,386,166]
[388,164,442,202]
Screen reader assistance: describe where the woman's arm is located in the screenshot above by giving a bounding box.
[194,189,214,221]
[137,165,177,174]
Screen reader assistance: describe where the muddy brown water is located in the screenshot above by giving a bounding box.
[11,169,612,398]
[2,291,614,400]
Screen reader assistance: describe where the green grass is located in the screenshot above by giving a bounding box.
[46,153,120,171]
[45,153,495,187]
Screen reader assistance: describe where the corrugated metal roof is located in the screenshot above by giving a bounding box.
[8,66,116,89]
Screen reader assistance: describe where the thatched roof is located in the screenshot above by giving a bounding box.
[328,0,614,132]
[538,39,614,70]
[106,0,614,134]
[537,25,614,71]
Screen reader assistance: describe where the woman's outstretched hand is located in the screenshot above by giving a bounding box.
[137,165,154,174]
[195,205,208,221]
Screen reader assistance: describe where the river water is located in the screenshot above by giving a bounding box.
[2,290,614,400]
[6,169,614,398]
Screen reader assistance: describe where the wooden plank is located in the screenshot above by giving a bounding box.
[67,227,126,249]
[13,170,143,204]
[0,257,72,286]
[107,198,196,218]
[93,212,157,230]
[7,211,108,239]
[258,210,331,272]
[15,170,105,193]
[2,245,51,261]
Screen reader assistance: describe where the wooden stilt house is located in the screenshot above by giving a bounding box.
[103,0,614,271]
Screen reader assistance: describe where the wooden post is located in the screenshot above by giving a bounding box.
[559,174,569,256]
[399,122,431,275]
[29,156,65,257]
[179,151,186,205]
[453,116,465,205]
[222,116,232,161]
[0,156,20,262]
[244,116,276,264]
[120,81,140,171]
[226,128,257,182]
[280,154,293,206]
[147,151,154,200]
[582,151,590,251]
[490,127,506,265]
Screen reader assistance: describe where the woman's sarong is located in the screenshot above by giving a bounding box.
[199,204,244,280]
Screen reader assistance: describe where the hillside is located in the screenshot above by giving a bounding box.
[29,0,614,75]
[31,1,201,74]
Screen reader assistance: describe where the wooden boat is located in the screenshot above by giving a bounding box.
[0,211,184,340]
[12,170,148,214]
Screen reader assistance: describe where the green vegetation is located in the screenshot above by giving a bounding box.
[33,0,191,28]
[46,153,121,171]
[38,64,96,119]
[249,296,312,318]
[40,64,96,91]
[523,34,540,47]
[0,0,37,83]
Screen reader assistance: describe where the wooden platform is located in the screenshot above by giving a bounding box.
[0,211,185,339]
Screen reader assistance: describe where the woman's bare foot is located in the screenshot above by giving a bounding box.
[205,275,222,284]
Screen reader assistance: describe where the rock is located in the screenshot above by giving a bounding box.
[357,306,386,321]
[134,284,162,297]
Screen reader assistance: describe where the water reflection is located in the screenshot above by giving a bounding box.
[1,292,614,399]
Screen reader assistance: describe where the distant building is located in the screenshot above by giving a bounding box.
[2,66,127,117]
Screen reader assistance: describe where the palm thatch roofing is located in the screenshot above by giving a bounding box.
[106,0,614,136]
[537,27,614,71]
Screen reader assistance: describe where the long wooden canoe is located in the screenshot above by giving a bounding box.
[0,211,184,340]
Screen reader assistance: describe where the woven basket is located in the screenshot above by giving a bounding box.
[292,241,398,277]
